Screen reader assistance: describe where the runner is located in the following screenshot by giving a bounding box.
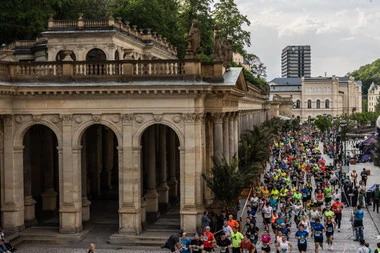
[202,226,215,252]
[312,218,326,253]
[240,234,256,253]
[331,198,343,232]
[189,233,204,253]
[262,202,273,231]
[180,232,191,253]
[276,235,293,253]
[324,216,336,251]
[216,232,232,253]
[231,226,244,253]
[295,224,309,253]
[258,230,272,253]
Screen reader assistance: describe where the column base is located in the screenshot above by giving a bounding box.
[119,206,142,235]
[59,206,82,234]
[82,197,91,222]
[144,190,159,213]
[157,184,169,212]
[180,206,198,233]
[41,189,58,211]
[24,196,37,227]
[141,198,147,228]
[2,204,25,232]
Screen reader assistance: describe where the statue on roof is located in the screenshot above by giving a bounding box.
[213,25,223,61]
[221,37,233,63]
[187,21,201,57]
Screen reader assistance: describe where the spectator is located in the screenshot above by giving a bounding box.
[372,185,380,213]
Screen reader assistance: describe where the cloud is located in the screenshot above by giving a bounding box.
[235,0,380,80]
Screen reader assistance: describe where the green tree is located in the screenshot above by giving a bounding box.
[362,98,368,112]
[247,53,267,80]
[213,0,251,56]
[112,0,187,58]
[202,157,245,214]
[314,115,332,133]
[375,97,380,113]
[54,0,117,19]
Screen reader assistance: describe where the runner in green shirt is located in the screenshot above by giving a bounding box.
[324,184,333,204]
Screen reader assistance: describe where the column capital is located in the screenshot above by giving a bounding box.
[211,112,224,123]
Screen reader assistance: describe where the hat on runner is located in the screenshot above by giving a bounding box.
[281,223,285,226]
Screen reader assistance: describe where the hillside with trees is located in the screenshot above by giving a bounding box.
[347,58,380,95]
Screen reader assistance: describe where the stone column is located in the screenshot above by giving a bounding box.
[213,113,224,160]
[23,131,37,226]
[81,132,91,222]
[229,114,235,160]
[104,128,115,190]
[234,114,239,157]
[167,130,178,203]
[157,125,169,210]
[60,115,82,233]
[145,126,159,220]
[223,115,229,163]
[96,126,103,195]
[41,130,58,211]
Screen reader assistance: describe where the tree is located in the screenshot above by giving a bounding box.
[362,98,368,112]
[313,115,332,133]
[54,0,117,19]
[213,0,251,56]
[112,0,187,58]
[375,97,380,113]
[202,157,245,214]
[347,58,380,95]
[247,53,267,80]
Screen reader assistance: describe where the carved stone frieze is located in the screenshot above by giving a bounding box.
[153,114,163,122]
[74,115,83,124]
[92,114,101,122]
[51,115,61,124]
[32,115,41,122]
[121,114,134,124]
[111,114,120,123]
[135,115,145,124]
[15,115,24,124]
[61,114,73,124]
[172,114,182,123]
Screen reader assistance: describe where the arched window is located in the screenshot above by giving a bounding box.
[56,50,76,61]
[86,48,106,61]
[307,100,312,109]
[115,50,120,60]
[296,100,301,109]
[316,100,321,109]
[325,99,330,108]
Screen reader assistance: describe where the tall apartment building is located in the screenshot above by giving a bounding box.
[281,45,311,78]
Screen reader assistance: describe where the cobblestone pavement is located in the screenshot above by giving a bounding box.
[13,141,380,252]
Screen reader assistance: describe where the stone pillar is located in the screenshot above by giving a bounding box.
[213,113,224,160]
[96,126,103,195]
[23,131,37,226]
[145,126,159,220]
[234,115,239,157]
[60,115,82,233]
[167,130,178,203]
[41,130,58,211]
[229,114,235,160]
[2,116,24,232]
[223,115,229,163]
[81,132,91,222]
[104,128,115,190]
[157,125,169,210]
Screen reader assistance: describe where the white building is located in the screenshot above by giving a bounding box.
[368,82,380,112]
[270,76,362,121]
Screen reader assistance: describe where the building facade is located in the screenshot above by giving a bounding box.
[281,45,311,78]
[0,16,278,239]
[368,82,380,112]
[270,76,362,121]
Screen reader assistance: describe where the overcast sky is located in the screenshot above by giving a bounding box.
[235,0,380,81]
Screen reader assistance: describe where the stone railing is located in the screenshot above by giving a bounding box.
[0,60,189,81]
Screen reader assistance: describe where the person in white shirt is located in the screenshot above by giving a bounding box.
[222,220,233,239]
[332,189,340,202]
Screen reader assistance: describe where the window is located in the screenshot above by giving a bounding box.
[316,100,321,109]
[307,100,312,109]
[296,100,301,108]
[86,48,106,61]
[56,50,76,61]
[325,99,330,108]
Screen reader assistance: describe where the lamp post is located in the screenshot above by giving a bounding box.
[340,120,348,173]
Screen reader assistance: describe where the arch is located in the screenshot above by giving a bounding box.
[14,120,62,148]
[86,48,107,61]
[73,120,122,148]
[56,50,76,61]
[307,100,312,109]
[132,120,184,148]
[296,100,301,109]
[325,99,330,109]
[316,99,321,109]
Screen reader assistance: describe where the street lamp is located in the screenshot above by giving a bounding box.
[340,120,348,173]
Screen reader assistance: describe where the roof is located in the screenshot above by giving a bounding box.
[270,85,301,92]
[269,78,302,85]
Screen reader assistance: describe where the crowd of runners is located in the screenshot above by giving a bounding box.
[163,125,379,253]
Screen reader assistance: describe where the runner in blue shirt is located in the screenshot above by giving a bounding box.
[180,232,191,253]
[312,218,326,253]
[295,224,309,253]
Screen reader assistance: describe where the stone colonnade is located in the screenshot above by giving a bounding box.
[239,110,266,135]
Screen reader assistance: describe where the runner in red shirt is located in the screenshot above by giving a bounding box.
[203,226,215,252]
[240,234,255,253]
[331,198,343,232]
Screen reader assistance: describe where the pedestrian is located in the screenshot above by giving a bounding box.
[372,185,380,213]
[354,205,364,241]
[357,239,370,253]
[88,243,96,253]
[161,230,182,252]
[295,224,309,253]
[361,169,368,186]
[202,210,211,231]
